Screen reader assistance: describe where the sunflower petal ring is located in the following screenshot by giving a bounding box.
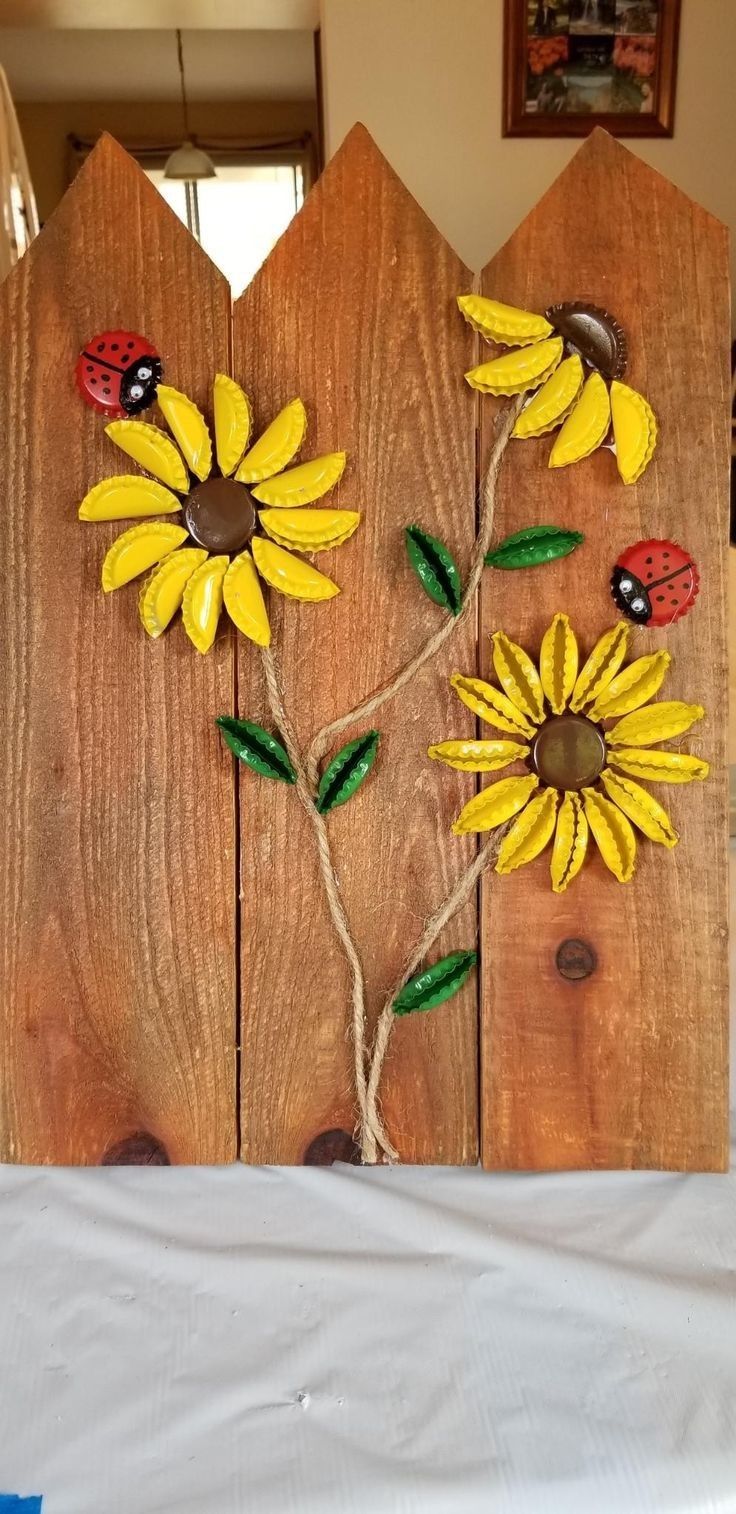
[79,375,360,653]
[429,615,709,892]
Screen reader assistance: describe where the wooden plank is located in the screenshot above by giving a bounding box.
[479,129,729,1171]
[0,136,236,1164]
[234,124,478,1164]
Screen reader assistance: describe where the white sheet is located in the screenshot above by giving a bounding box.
[1,1143,735,1514]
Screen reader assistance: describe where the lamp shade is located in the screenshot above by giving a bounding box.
[164,140,216,181]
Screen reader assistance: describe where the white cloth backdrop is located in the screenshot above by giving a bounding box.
[1,887,734,1514]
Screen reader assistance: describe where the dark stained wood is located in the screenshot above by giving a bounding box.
[234,124,478,1164]
[503,0,681,139]
[479,129,729,1171]
[0,136,236,1163]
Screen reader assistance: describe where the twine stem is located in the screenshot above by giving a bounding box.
[305,397,523,790]
[361,832,505,1162]
[259,396,520,1164]
[260,644,369,1136]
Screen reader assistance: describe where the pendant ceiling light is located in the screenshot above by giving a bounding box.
[164,30,216,183]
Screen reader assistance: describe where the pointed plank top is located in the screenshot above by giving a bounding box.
[3,132,227,306]
[482,128,727,277]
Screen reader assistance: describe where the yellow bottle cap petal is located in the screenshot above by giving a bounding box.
[181,555,228,654]
[156,384,212,482]
[452,774,539,835]
[213,373,252,477]
[449,672,536,738]
[583,787,636,883]
[600,769,678,847]
[492,630,545,723]
[139,547,207,638]
[252,452,346,507]
[79,474,181,521]
[550,792,588,894]
[105,420,189,492]
[539,612,578,715]
[258,507,360,552]
[548,371,610,469]
[610,380,658,485]
[457,294,553,345]
[608,748,709,784]
[588,650,670,720]
[513,355,584,439]
[223,550,271,646]
[252,536,340,602]
[465,336,563,397]
[427,738,529,772]
[495,787,558,875]
[101,521,188,591]
[570,623,629,712]
[235,399,307,484]
[606,701,704,748]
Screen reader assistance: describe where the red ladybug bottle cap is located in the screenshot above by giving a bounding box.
[76,330,162,418]
[611,539,699,627]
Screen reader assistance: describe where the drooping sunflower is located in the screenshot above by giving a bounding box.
[429,616,709,891]
[79,376,359,652]
[457,295,657,485]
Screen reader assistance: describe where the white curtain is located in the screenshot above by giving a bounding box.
[0,63,38,280]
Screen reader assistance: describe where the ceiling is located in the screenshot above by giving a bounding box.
[0,28,317,101]
[0,0,319,24]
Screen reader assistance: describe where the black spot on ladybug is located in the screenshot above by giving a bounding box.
[645,556,652,564]
[111,342,119,350]
[97,343,104,352]
[103,387,111,395]
[101,373,110,381]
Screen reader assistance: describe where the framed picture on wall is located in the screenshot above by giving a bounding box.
[503,0,681,136]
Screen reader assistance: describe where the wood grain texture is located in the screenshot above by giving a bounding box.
[233,124,478,1164]
[0,136,236,1163]
[479,129,730,1171]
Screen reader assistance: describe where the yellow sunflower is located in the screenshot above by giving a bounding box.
[429,616,709,891]
[79,376,359,653]
[457,295,657,485]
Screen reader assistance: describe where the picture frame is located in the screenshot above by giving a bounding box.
[503,0,681,137]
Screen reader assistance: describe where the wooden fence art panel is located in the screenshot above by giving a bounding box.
[0,126,729,1169]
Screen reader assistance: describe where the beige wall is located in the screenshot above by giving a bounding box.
[17,98,319,223]
[321,0,735,317]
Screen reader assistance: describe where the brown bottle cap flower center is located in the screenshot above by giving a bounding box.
[531,714,605,792]
[183,477,256,555]
[546,301,627,380]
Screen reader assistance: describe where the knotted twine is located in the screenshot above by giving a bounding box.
[260,393,523,1162]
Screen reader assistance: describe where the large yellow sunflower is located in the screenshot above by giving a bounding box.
[429,616,709,891]
[457,295,657,485]
[79,376,359,653]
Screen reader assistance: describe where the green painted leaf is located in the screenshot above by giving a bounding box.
[405,525,462,615]
[317,730,380,813]
[216,716,296,783]
[485,525,584,570]
[394,949,478,1016]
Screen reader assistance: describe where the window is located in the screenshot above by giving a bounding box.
[146,162,304,297]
